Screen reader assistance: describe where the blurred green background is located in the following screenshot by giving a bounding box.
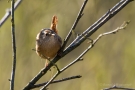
[0,0,135,90]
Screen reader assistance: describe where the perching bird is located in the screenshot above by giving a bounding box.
[36,16,62,66]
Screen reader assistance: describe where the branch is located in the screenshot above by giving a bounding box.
[41,21,129,90]
[23,0,133,89]
[40,59,82,90]
[30,75,81,89]
[40,21,129,89]
[10,0,16,90]
[61,0,88,50]
[0,0,22,27]
[65,0,133,50]
[93,21,130,44]
[103,85,135,90]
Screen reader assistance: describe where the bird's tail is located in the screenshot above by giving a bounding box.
[50,15,58,34]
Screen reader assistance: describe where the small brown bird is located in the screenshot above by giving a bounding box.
[36,16,62,66]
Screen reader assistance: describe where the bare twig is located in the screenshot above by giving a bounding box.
[61,0,88,50]
[0,0,22,27]
[10,0,16,90]
[93,21,130,44]
[23,0,133,90]
[41,21,130,90]
[40,58,82,90]
[103,85,135,90]
[30,75,81,89]
[66,0,133,50]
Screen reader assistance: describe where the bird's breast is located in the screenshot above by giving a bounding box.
[36,34,62,59]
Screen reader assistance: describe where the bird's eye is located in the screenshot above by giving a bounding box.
[46,33,51,36]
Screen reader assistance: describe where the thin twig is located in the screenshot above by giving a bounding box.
[103,85,135,90]
[61,0,88,50]
[30,75,81,89]
[40,59,82,90]
[23,1,133,90]
[41,21,130,90]
[0,0,22,27]
[10,0,16,90]
[65,0,133,49]
[93,21,130,44]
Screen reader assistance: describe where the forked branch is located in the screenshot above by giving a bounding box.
[61,0,88,50]
[40,21,130,90]
[23,0,133,89]
[103,85,135,90]
[0,0,22,27]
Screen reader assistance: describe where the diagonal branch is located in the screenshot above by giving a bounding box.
[0,0,22,28]
[61,0,88,50]
[66,0,133,50]
[30,75,81,89]
[22,0,133,90]
[40,21,130,90]
[10,0,16,90]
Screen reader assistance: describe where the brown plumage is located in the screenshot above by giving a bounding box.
[36,16,62,63]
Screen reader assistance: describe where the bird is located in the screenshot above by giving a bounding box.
[36,15,62,67]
